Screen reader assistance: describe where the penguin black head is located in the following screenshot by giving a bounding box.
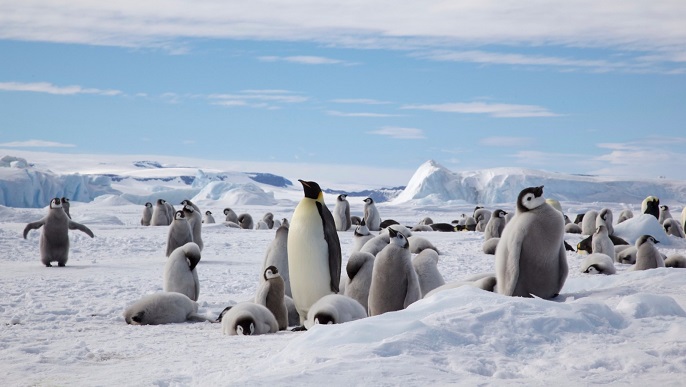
[61,197,69,204]
[205,210,212,216]
[156,199,166,206]
[643,196,660,219]
[313,312,335,325]
[337,194,347,201]
[299,180,322,200]
[223,208,232,215]
[126,311,145,325]
[174,210,186,220]
[494,209,507,218]
[599,208,610,222]
[235,317,256,335]
[664,223,672,233]
[215,306,233,323]
[584,264,601,274]
[573,214,584,224]
[516,186,545,213]
[264,265,280,280]
[145,202,152,208]
[363,197,374,205]
[473,206,483,216]
[636,234,659,248]
[50,197,62,208]
[183,204,195,213]
[181,199,193,206]
[388,227,409,249]
[660,205,668,211]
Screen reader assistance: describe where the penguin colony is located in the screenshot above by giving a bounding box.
[23,182,685,337]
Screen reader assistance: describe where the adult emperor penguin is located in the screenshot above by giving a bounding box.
[223,208,239,223]
[61,197,71,219]
[495,186,568,299]
[580,253,616,275]
[664,218,685,238]
[304,294,367,329]
[163,242,201,301]
[166,210,194,257]
[255,266,288,330]
[287,180,342,325]
[333,194,352,231]
[631,235,664,271]
[182,204,203,251]
[658,205,673,224]
[202,210,216,224]
[591,224,616,261]
[368,228,421,316]
[23,197,95,267]
[363,197,381,231]
[484,209,507,240]
[150,199,170,226]
[124,292,212,325]
[220,302,278,336]
[141,202,153,226]
[641,196,660,219]
[261,225,291,297]
[412,249,445,297]
[343,251,375,311]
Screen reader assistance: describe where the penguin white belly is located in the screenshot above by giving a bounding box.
[288,200,332,320]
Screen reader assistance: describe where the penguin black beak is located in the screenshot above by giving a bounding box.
[55,197,61,205]
[388,227,398,237]
[655,239,660,244]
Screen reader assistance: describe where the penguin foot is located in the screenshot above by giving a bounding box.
[58,263,66,267]
[45,263,52,267]
[291,325,307,332]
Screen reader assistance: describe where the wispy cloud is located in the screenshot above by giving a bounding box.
[480,136,535,147]
[331,98,392,105]
[209,89,308,109]
[0,140,76,148]
[402,102,560,118]
[0,81,122,96]
[368,127,425,140]
[258,55,357,66]
[326,110,402,118]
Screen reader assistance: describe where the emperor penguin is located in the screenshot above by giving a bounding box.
[641,196,660,219]
[482,237,500,255]
[474,208,491,232]
[546,198,563,214]
[164,201,176,225]
[495,186,568,299]
[565,222,582,234]
[238,213,254,229]
[664,254,686,268]
[591,224,616,261]
[255,266,288,330]
[408,235,440,254]
[424,275,498,298]
[616,245,638,264]
[261,225,291,297]
[23,197,95,267]
[350,218,374,254]
[163,242,201,301]
[220,302,278,336]
[581,210,598,235]
[124,292,213,325]
[150,199,170,226]
[141,202,153,226]
[484,209,507,240]
[368,228,421,316]
[343,251,375,311]
[631,235,664,271]
[224,208,239,223]
[412,249,445,297]
[363,197,381,231]
[658,205,673,224]
[261,213,275,229]
[61,197,71,219]
[287,180,342,325]
[304,294,367,329]
[202,210,216,224]
[359,233,390,256]
[664,218,685,238]
[166,210,194,257]
[182,204,203,251]
[255,220,270,230]
[333,194,351,231]
[580,253,616,275]
[596,208,614,236]
[617,209,634,224]
[180,199,200,213]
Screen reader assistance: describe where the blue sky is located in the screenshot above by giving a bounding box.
[1,1,685,186]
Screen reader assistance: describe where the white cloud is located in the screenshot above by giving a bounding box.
[480,137,535,147]
[0,81,122,96]
[258,55,356,66]
[0,140,76,148]
[331,98,392,105]
[402,102,559,118]
[209,90,308,109]
[326,110,402,118]
[368,127,426,140]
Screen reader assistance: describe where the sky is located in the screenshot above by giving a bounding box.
[1,1,686,186]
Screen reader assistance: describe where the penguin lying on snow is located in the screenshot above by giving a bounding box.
[219,302,278,336]
[124,292,213,325]
[303,294,367,329]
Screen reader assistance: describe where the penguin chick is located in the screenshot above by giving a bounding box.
[580,253,616,275]
[333,194,352,231]
[484,209,507,240]
[304,294,367,329]
[343,252,375,311]
[124,292,212,325]
[221,302,278,336]
[141,202,153,226]
[166,210,194,257]
[664,254,686,268]
[255,265,288,330]
[363,197,381,231]
[412,249,445,297]
[223,208,238,223]
[663,218,685,238]
[202,210,216,224]
[591,224,616,261]
[163,242,201,301]
[631,235,664,271]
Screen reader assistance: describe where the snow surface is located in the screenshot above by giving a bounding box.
[2,154,686,386]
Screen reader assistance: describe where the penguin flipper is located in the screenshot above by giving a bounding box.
[317,202,342,293]
[68,221,94,238]
[609,234,629,246]
[501,234,524,296]
[23,219,45,239]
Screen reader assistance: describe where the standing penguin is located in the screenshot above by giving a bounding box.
[581,210,598,235]
[202,211,216,224]
[591,224,615,260]
[180,199,200,213]
[261,225,291,297]
[238,213,254,229]
[223,208,239,223]
[484,209,507,240]
[333,194,352,231]
[166,210,194,257]
[473,208,491,233]
[61,197,71,219]
[495,186,568,299]
[658,205,673,224]
[412,249,445,297]
[596,208,614,236]
[182,204,203,251]
[631,235,664,271]
[23,197,95,267]
[343,251,375,311]
[164,201,176,225]
[350,219,374,254]
[287,180,342,325]
[163,242,201,301]
[664,218,685,238]
[255,265,288,330]
[141,202,153,226]
[150,199,170,226]
[262,213,275,229]
[363,197,381,231]
[368,228,421,316]
[641,196,660,219]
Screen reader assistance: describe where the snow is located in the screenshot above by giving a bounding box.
[1,152,686,386]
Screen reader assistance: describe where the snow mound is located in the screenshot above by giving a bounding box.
[75,213,125,226]
[191,181,276,206]
[616,293,686,318]
[91,195,134,206]
[613,214,683,247]
[392,160,686,205]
